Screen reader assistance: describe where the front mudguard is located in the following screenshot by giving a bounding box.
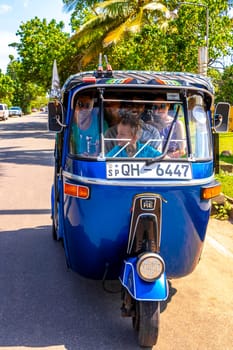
[119,257,169,301]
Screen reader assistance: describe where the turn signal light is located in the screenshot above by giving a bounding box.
[64,183,90,199]
[201,183,221,200]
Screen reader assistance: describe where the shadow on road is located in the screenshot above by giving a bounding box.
[0,116,55,167]
[0,225,177,350]
[0,209,51,215]
[0,146,54,166]
[0,116,55,141]
[0,225,137,349]
[161,280,177,313]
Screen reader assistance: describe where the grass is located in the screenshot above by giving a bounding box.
[215,132,233,198]
[215,171,233,198]
[218,132,233,154]
[220,155,233,164]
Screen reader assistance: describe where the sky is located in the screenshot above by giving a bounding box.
[0,0,71,73]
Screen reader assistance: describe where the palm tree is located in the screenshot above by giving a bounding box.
[65,0,171,66]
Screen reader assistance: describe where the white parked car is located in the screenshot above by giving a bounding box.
[9,106,23,117]
[0,103,9,120]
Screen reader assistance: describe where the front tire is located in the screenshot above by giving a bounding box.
[52,215,58,240]
[52,168,60,241]
[136,301,160,348]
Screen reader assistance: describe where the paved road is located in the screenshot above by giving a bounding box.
[0,114,232,350]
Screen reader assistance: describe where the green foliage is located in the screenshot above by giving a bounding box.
[219,133,233,154]
[10,17,77,89]
[212,198,233,220]
[161,1,232,74]
[0,71,15,106]
[31,95,49,110]
[63,0,98,11]
[6,59,46,113]
[62,0,96,30]
[104,26,167,70]
[215,133,233,199]
[62,0,233,74]
[220,155,233,164]
[215,66,233,104]
[215,171,233,198]
[68,0,171,67]
[3,17,80,110]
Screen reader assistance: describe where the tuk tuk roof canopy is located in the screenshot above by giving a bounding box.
[62,70,214,95]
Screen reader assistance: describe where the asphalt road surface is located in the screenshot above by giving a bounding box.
[0,114,232,350]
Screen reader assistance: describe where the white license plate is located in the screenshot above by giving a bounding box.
[106,162,192,179]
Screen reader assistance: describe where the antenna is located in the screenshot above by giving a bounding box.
[97,53,104,77]
[104,55,113,77]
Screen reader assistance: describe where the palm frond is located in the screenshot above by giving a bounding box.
[77,13,106,31]
[126,8,144,33]
[70,0,172,57]
[143,2,170,14]
[70,14,107,46]
[103,21,129,46]
[159,21,169,31]
[81,40,105,66]
[63,0,79,12]
[95,0,130,17]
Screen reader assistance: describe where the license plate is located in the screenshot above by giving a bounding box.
[106,162,192,179]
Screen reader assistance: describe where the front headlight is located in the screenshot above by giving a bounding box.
[137,253,165,282]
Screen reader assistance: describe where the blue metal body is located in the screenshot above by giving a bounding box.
[58,159,213,280]
[50,70,218,303]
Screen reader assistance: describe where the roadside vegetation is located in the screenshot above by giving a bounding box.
[215,170,233,198]
[212,132,233,220]
[215,132,233,198]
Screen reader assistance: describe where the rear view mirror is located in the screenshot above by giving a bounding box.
[214,102,230,132]
[48,101,65,132]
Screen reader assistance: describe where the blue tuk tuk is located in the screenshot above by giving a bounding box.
[48,65,221,348]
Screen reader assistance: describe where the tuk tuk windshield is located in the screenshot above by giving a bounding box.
[69,91,212,161]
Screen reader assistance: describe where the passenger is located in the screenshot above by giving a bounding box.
[121,96,146,119]
[104,99,121,127]
[104,96,161,152]
[150,95,186,157]
[106,114,161,158]
[71,93,99,155]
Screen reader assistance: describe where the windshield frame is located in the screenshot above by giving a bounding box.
[68,87,213,162]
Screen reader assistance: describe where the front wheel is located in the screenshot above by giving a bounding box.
[52,170,60,241]
[135,301,160,348]
[52,214,59,240]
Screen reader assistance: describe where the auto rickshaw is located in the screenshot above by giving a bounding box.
[48,61,221,348]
